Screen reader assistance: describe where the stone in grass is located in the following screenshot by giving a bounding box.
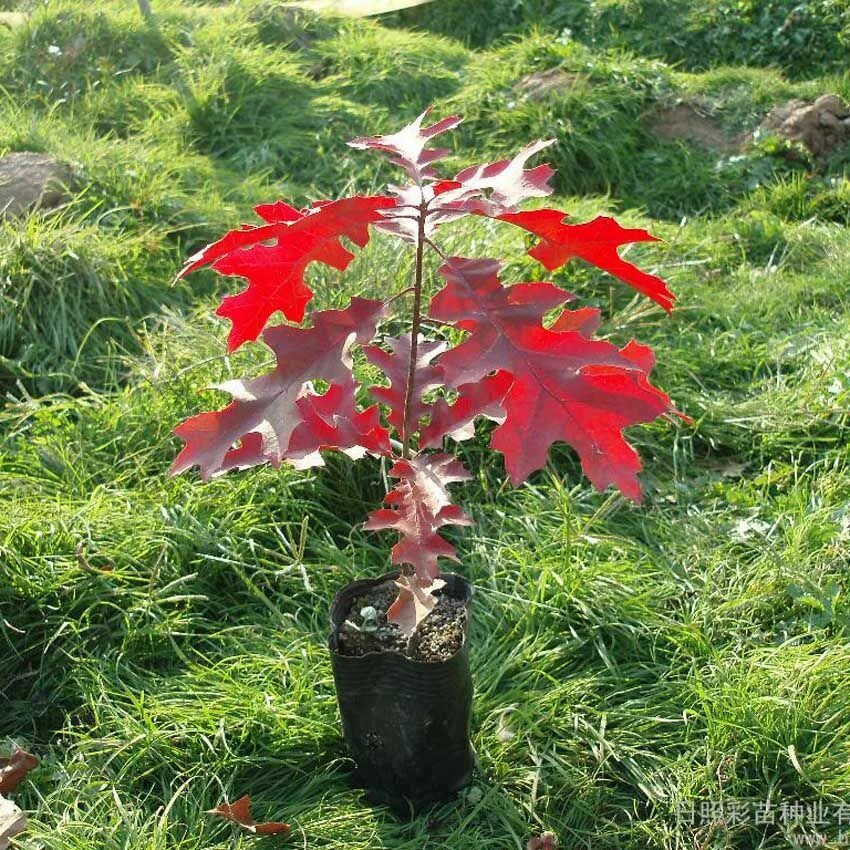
[0,796,26,850]
[0,152,72,219]
[0,12,26,29]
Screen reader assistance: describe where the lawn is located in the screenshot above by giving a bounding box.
[1,1,850,848]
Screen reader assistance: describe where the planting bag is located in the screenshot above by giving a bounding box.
[328,572,475,808]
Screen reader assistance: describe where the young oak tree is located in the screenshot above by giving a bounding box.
[170,110,680,636]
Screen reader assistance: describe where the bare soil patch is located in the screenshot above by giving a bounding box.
[759,93,850,160]
[515,68,586,101]
[647,103,740,152]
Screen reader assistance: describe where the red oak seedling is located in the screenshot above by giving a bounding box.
[171,109,679,636]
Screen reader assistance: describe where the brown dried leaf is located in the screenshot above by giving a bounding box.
[208,795,290,837]
[0,747,37,795]
[527,831,558,850]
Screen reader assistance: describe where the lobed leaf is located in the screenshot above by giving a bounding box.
[363,334,445,441]
[170,298,388,480]
[285,379,390,468]
[179,196,395,350]
[420,370,512,449]
[386,574,447,638]
[429,257,675,500]
[429,139,556,220]
[0,747,37,796]
[208,796,290,836]
[348,108,462,183]
[497,210,676,312]
[364,454,473,584]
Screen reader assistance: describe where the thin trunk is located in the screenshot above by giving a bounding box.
[138,0,153,19]
[400,201,427,459]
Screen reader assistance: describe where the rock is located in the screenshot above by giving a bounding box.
[0,152,71,218]
[759,93,850,160]
[0,796,26,850]
[515,68,583,101]
[0,12,26,29]
[648,102,739,152]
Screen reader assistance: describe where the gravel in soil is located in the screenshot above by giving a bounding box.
[336,579,467,662]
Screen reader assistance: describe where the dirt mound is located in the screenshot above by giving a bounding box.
[648,103,739,152]
[0,152,71,218]
[759,94,850,160]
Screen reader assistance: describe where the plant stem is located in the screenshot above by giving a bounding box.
[400,201,427,459]
[425,237,448,260]
[386,285,415,306]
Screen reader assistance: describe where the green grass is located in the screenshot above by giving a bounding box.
[2,1,850,848]
[390,0,850,79]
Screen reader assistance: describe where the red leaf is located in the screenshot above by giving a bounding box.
[349,108,462,182]
[0,746,37,795]
[430,257,675,499]
[363,334,445,439]
[253,200,302,224]
[179,196,394,351]
[170,298,387,480]
[208,795,290,836]
[386,573,446,637]
[420,370,512,449]
[549,306,602,337]
[286,379,391,468]
[179,222,282,279]
[439,139,556,213]
[429,257,572,382]
[378,139,555,241]
[497,210,675,312]
[364,454,473,585]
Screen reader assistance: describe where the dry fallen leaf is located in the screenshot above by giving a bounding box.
[0,747,37,795]
[0,796,26,850]
[527,832,558,850]
[208,795,290,836]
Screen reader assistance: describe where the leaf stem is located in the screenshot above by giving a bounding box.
[424,237,448,260]
[400,201,427,459]
[386,285,415,305]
